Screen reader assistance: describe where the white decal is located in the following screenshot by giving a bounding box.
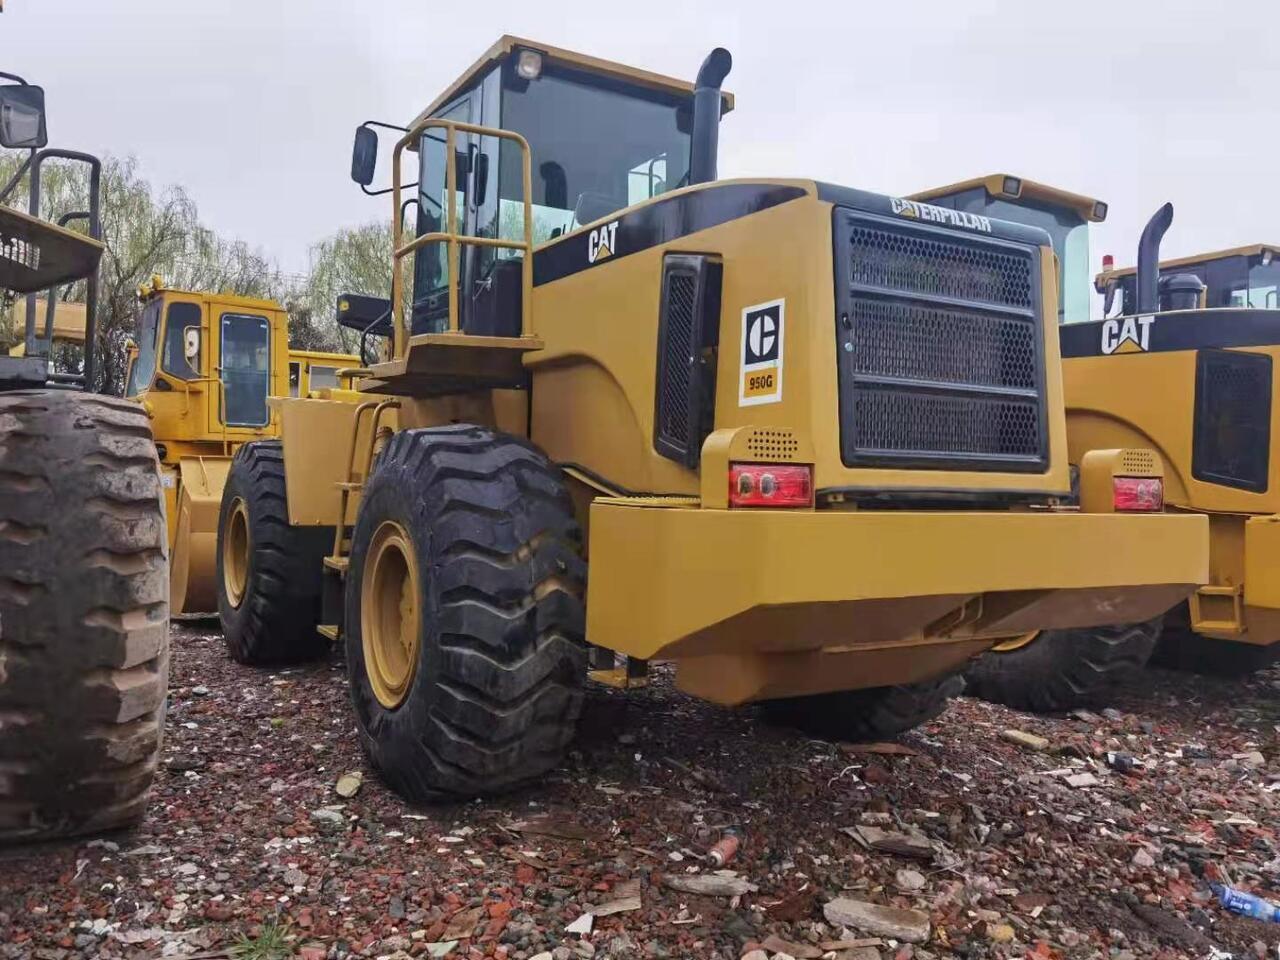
[1101,315,1155,354]
[739,299,785,406]
[587,221,619,263]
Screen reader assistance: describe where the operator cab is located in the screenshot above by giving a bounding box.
[911,174,1107,325]
[351,37,731,341]
[1098,245,1280,315]
[124,280,277,433]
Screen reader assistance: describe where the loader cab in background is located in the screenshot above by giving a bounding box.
[123,281,286,439]
[910,174,1107,325]
[1097,245,1280,317]
[289,350,359,395]
[352,37,729,340]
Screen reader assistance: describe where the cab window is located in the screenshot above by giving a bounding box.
[497,66,692,246]
[220,313,270,427]
[309,365,339,390]
[288,360,301,397]
[161,302,202,380]
[125,299,160,397]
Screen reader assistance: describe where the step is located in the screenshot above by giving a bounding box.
[323,556,349,573]
[317,624,340,642]
[587,667,649,690]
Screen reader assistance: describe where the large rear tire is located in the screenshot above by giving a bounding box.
[761,674,964,741]
[0,392,169,842]
[1150,603,1280,677]
[345,425,586,801]
[216,440,331,665]
[964,619,1160,712]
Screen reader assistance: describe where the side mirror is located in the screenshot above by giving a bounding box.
[351,126,377,186]
[0,84,48,149]
[184,327,201,362]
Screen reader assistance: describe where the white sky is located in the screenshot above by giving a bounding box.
[2,0,1276,286]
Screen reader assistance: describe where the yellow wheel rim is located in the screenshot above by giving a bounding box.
[991,631,1040,653]
[362,520,422,709]
[222,497,251,608]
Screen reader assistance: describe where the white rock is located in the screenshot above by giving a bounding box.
[823,897,931,943]
[566,913,594,935]
[896,868,927,891]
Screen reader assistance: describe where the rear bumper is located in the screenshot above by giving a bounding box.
[587,500,1207,703]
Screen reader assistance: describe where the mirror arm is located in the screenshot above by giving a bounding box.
[362,179,417,198]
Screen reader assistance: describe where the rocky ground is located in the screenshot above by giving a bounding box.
[3,624,1280,960]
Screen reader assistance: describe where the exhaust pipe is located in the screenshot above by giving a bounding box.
[1136,202,1173,314]
[688,47,732,186]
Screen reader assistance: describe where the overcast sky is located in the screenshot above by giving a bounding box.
[3,0,1276,291]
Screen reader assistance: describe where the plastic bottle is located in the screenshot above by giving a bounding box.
[1212,883,1280,923]
[705,828,741,868]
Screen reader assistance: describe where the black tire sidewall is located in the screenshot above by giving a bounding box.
[215,455,259,659]
[344,459,441,783]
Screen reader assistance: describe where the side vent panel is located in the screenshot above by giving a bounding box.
[1193,348,1272,492]
[653,254,722,467]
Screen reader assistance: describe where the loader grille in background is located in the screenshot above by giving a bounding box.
[1193,348,1272,492]
[834,210,1048,472]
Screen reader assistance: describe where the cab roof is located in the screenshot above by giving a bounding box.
[410,35,734,131]
[139,279,284,314]
[911,173,1107,223]
[1097,243,1280,280]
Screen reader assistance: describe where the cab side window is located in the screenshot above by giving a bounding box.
[162,302,202,380]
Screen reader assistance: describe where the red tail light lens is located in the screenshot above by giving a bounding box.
[1113,476,1163,512]
[728,463,813,508]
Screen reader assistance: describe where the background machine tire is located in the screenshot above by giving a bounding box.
[761,674,965,741]
[344,425,587,802]
[0,392,169,842]
[964,619,1161,713]
[1148,603,1280,677]
[217,440,332,665]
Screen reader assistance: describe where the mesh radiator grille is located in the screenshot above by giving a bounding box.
[835,211,1047,472]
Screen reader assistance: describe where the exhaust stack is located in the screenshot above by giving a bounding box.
[1136,202,1174,314]
[689,48,732,186]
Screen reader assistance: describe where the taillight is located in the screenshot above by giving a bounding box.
[728,463,813,508]
[1113,476,1163,512]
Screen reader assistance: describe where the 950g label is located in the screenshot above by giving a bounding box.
[739,298,784,406]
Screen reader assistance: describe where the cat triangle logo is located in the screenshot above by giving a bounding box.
[587,221,618,264]
[1100,315,1155,355]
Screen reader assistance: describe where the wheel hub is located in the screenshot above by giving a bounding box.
[223,497,251,608]
[991,631,1040,653]
[362,520,422,709]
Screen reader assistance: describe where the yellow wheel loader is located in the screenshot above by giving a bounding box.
[0,73,168,842]
[120,283,360,665]
[215,39,1207,801]
[914,174,1280,700]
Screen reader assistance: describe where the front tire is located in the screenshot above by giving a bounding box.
[0,392,169,842]
[761,674,964,741]
[964,619,1160,712]
[216,440,331,665]
[345,425,587,801]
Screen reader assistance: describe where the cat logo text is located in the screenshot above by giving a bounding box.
[587,221,618,264]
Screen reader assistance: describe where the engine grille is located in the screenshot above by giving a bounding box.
[834,210,1048,471]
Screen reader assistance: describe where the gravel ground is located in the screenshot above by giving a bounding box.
[4,623,1280,960]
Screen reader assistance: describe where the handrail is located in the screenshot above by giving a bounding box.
[179,375,232,456]
[390,118,534,358]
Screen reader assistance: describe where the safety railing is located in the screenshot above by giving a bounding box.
[389,118,534,358]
